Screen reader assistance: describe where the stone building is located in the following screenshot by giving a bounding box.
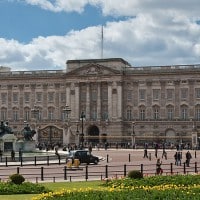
[0,58,199,149]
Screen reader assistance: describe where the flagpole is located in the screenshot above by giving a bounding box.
[101,25,104,58]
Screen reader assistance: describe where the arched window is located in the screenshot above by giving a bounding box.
[139,106,145,121]
[153,105,160,120]
[180,105,188,120]
[1,107,7,121]
[48,107,54,120]
[24,107,30,121]
[126,106,132,120]
[13,107,19,121]
[166,105,174,120]
[195,104,200,121]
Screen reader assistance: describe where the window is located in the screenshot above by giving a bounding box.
[139,107,145,120]
[153,106,159,120]
[102,89,108,100]
[166,89,174,100]
[139,89,146,100]
[153,89,160,100]
[60,93,66,103]
[36,92,42,102]
[181,105,188,120]
[195,105,200,121]
[167,106,174,120]
[181,88,188,100]
[91,106,97,120]
[102,106,108,120]
[13,109,18,121]
[48,107,54,120]
[195,88,200,99]
[80,91,86,101]
[24,110,30,121]
[1,93,7,104]
[127,90,132,101]
[1,109,7,121]
[24,92,30,103]
[48,92,54,102]
[126,108,132,120]
[13,93,18,103]
[91,90,97,101]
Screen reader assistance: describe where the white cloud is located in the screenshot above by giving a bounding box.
[24,0,89,13]
[1,0,200,70]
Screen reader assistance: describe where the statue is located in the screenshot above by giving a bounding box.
[0,121,13,137]
[22,124,36,141]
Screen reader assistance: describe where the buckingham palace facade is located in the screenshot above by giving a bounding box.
[0,58,200,148]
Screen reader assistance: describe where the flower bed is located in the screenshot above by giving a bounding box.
[32,175,200,200]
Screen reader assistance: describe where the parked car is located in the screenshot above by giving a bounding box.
[67,150,99,165]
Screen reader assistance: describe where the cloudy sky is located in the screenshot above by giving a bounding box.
[0,0,200,71]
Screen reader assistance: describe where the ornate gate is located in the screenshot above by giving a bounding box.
[38,125,63,145]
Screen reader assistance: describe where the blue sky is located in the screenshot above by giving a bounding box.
[0,0,200,71]
[0,1,115,43]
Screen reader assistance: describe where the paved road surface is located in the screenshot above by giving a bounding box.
[0,148,199,182]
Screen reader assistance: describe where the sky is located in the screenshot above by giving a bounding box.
[0,0,200,71]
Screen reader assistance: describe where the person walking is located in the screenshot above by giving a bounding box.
[143,147,148,158]
[0,149,2,162]
[186,151,192,167]
[11,150,15,161]
[162,149,167,160]
[177,151,182,166]
[174,152,178,165]
[156,158,163,175]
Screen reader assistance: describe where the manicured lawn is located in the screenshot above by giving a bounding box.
[0,181,102,200]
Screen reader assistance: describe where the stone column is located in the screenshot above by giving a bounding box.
[108,82,113,120]
[117,81,122,120]
[86,82,90,119]
[66,83,71,106]
[174,80,180,118]
[97,82,101,120]
[74,82,80,119]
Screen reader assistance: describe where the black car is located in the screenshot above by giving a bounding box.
[67,150,99,165]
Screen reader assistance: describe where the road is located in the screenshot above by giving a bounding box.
[0,148,199,183]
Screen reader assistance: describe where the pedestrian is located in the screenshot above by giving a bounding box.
[162,149,167,160]
[177,151,182,166]
[186,151,192,167]
[0,149,2,162]
[155,143,159,158]
[174,152,178,165]
[11,150,15,161]
[156,158,163,175]
[143,148,148,158]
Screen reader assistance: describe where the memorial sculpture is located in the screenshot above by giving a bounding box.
[22,123,36,141]
[0,121,13,136]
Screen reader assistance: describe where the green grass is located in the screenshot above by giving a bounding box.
[0,181,102,200]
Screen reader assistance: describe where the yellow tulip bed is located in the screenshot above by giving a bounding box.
[32,175,200,200]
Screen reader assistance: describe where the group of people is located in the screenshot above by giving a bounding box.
[156,150,192,175]
[143,144,193,175]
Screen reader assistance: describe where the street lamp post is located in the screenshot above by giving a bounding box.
[76,124,79,146]
[80,112,85,148]
[132,122,135,149]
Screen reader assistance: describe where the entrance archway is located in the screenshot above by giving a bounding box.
[88,125,99,144]
[165,129,176,144]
